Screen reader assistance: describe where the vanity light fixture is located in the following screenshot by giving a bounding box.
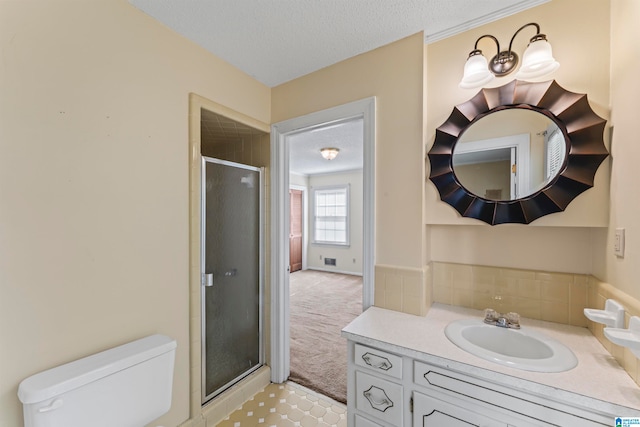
[459,22,560,90]
[320,147,339,160]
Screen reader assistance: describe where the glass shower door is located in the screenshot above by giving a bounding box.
[201,157,263,403]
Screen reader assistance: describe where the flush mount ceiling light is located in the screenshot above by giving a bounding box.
[320,147,339,160]
[459,23,559,90]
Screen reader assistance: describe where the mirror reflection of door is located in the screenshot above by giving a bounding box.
[289,189,303,273]
[453,147,516,200]
[453,132,530,201]
[451,109,564,201]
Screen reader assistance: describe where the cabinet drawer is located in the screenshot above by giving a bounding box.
[356,371,403,426]
[414,361,606,426]
[413,391,506,427]
[355,414,384,427]
[355,343,403,379]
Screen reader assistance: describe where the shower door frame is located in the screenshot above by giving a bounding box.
[200,156,265,404]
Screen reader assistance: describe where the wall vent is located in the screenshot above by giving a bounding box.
[324,258,336,266]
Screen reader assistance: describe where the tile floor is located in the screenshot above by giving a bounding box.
[216,382,347,427]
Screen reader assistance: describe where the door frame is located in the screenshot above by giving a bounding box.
[200,157,265,403]
[188,93,271,418]
[270,97,376,383]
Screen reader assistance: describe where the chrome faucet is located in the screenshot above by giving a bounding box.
[484,309,521,329]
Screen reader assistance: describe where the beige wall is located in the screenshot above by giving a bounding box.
[425,0,611,273]
[272,33,425,269]
[454,160,511,200]
[306,170,364,274]
[592,0,640,299]
[0,1,270,426]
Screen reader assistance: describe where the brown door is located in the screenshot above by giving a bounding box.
[289,189,303,273]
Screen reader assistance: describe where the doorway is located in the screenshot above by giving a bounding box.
[287,118,365,401]
[270,97,376,383]
[188,94,271,413]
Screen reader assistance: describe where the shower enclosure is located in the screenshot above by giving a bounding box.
[201,157,263,403]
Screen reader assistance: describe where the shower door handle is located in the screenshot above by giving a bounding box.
[202,273,214,287]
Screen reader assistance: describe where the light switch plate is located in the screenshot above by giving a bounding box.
[615,228,625,258]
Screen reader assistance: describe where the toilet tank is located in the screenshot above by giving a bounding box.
[18,334,177,427]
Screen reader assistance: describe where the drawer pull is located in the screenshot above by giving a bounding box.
[362,352,392,371]
[363,386,394,412]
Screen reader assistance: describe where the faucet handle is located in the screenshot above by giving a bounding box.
[484,308,498,322]
[507,312,521,328]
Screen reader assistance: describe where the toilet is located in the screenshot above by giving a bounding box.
[18,334,177,427]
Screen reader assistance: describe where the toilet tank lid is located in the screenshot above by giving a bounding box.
[18,334,176,404]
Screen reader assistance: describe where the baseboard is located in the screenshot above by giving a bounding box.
[305,267,363,276]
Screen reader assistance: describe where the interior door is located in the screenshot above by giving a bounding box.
[510,146,517,199]
[289,189,303,273]
[201,157,263,403]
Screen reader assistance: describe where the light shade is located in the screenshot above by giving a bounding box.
[320,147,339,160]
[459,51,495,90]
[515,37,559,80]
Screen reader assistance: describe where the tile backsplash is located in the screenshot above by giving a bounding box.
[370,261,640,391]
[427,261,640,390]
[374,264,431,316]
[431,262,589,327]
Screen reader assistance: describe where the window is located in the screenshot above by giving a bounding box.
[312,185,349,246]
[545,128,564,180]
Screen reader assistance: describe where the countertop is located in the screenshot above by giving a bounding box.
[342,303,640,416]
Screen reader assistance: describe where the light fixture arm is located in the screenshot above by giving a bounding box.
[472,34,501,56]
[506,22,542,54]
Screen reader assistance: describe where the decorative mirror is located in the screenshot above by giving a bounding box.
[427,80,608,225]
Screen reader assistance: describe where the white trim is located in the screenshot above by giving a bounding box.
[423,0,550,44]
[270,97,376,383]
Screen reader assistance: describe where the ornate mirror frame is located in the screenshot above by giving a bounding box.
[427,80,608,225]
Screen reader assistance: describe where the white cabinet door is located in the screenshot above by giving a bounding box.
[413,391,507,427]
[355,371,403,426]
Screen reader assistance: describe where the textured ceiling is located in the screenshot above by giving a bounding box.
[289,118,364,176]
[129,0,548,87]
[167,0,549,175]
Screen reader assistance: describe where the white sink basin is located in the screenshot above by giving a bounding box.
[445,319,578,372]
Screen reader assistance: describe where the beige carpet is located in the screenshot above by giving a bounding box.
[289,270,362,403]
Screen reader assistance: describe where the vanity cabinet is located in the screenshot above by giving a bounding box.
[347,341,613,427]
[343,306,640,427]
